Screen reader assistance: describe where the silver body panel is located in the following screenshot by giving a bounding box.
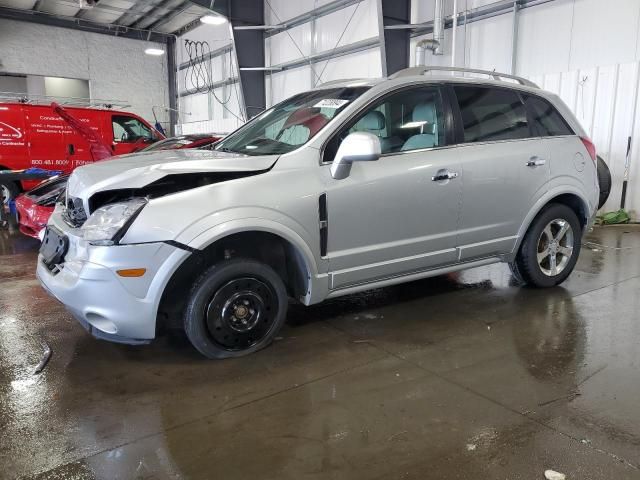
[37,75,599,342]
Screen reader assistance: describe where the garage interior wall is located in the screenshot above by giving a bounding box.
[0,19,169,125]
[177,22,244,135]
[264,0,382,106]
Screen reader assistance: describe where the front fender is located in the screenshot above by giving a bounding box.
[185,214,324,279]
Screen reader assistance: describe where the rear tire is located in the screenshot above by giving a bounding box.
[596,156,612,209]
[515,204,582,288]
[184,258,288,359]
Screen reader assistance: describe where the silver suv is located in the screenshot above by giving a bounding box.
[37,67,599,359]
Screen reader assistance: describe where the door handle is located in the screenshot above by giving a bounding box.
[68,144,75,155]
[432,170,459,182]
[526,157,546,167]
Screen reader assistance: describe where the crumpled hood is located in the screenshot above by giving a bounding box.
[67,149,279,198]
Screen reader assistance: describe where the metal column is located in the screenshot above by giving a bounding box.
[377,0,411,76]
[228,0,266,118]
[190,0,266,119]
[166,36,178,136]
[510,0,520,75]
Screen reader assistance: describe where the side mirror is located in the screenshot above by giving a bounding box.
[330,132,381,180]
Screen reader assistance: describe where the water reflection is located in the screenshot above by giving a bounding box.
[512,288,585,382]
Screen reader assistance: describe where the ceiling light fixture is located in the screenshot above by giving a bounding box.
[144,48,165,56]
[200,14,227,25]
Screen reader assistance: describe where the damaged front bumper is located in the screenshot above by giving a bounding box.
[37,211,191,345]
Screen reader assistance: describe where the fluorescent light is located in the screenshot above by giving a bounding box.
[200,14,227,25]
[145,48,165,56]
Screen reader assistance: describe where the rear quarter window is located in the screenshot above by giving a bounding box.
[525,96,574,136]
[453,86,530,143]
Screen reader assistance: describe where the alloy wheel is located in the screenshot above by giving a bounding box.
[536,218,574,277]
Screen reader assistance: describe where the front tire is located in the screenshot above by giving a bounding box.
[515,204,582,288]
[184,258,288,359]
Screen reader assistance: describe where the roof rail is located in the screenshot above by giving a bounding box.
[0,92,131,109]
[316,78,366,88]
[389,66,539,88]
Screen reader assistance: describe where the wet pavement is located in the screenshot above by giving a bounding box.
[1,221,640,479]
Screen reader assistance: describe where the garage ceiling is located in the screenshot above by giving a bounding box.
[0,0,213,35]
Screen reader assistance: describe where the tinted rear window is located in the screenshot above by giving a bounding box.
[526,96,573,137]
[454,86,529,143]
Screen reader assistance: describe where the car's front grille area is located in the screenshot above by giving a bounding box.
[62,196,88,227]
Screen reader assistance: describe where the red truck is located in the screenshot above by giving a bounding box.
[0,100,164,196]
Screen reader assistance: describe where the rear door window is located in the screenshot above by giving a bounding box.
[525,96,573,137]
[453,86,530,143]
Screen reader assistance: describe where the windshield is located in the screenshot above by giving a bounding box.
[214,86,370,156]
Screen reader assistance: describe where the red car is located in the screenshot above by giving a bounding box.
[14,174,67,239]
[140,133,222,152]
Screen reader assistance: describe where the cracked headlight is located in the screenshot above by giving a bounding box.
[81,198,147,245]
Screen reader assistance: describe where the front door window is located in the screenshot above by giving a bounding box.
[324,86,446,162]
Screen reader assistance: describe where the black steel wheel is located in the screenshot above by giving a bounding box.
[184,259,288,359]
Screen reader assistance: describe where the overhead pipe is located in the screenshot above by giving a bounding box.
[415,39,439,66]
[415,0,445,66]
[433,0,445,55]
[451,0,459,67]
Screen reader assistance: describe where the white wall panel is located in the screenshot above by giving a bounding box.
[628,83,640,216]
[266,23,312,66]
[542,73,561,96]
[315,48,382,83]
[568,0,640,71]
[269,66,312,105]
[558,70,579,116]
[465,12,512,73]
[265,0,316,24]
[177,23,233,66]
[605,63,637,213]
[180,85,243,135]
[411,0,436,23]
[591,66,618,161]
[516,0,573,77]
[182,93,210,123]
[315,0,378,53]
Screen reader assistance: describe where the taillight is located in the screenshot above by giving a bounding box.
[580,137,597,163]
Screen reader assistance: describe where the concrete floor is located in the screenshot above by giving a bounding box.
[1,223,640,480]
